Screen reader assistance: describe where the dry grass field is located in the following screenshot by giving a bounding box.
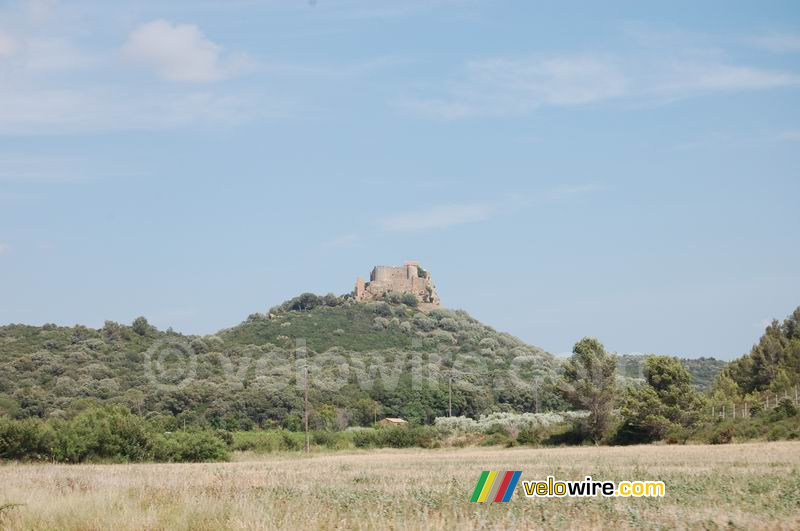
[1,442,799,530]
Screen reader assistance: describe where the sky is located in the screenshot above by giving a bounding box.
[1,0,799,360]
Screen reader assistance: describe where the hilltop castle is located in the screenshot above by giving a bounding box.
[354,261,441,307]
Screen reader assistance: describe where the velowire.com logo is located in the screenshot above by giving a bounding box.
[469,471,522,503]
[470,472,667,502]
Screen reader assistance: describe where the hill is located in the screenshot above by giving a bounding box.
[0,293,561,429]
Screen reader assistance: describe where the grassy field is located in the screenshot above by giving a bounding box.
[1,442,799,530]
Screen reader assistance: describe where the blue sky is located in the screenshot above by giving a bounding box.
[1,0,799,360]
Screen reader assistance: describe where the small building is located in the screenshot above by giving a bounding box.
[377,417,408,427]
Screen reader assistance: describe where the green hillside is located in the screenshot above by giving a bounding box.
[0,293,561,429]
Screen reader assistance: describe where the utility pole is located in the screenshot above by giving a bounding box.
[304,363,310,454]
[448,375,452,417]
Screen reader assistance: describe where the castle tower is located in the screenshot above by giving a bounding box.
[404,260,420,279]
[355,276,365,300]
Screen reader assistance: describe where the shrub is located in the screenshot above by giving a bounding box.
[152,431,229,462]
[51,406,153,463]
[708,424,736,445]
[284,293,322,312]
[0,418,53,460]
[0,407,230,463]
[516,427,541,445]
[352,426,437,449]
[352,429,378,448]
[400,293,418,307]
[480,433,511,447]
[770,399,798,421]
[280,431,302,450]
[311,430,335,447]
[439,318,459,332]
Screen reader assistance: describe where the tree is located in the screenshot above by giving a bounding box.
[619,355,704,443]
[559,338,617,443]
[724,307,800,394]
[132,316,151,336]
[709,372,740,407]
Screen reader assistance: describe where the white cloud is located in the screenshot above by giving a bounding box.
[122,19,247,82]
[403,53,800,118]
[0,86,253,135]
[751,32,800,53]
[658,63,800,95]
[401,56,627,118]
[0,243,12,255]
[380,203,494,231]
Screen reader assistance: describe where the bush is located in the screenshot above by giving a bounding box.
[311,430,333,446]
[352,429,378,448]
[708,424,736,445]
[0,418,53,460]
[480,433,511,447]
[516,427,544,445]
[0,407,230,463]
[352,426,437,449]
[284,293,322,312]
[311,430,349,449]
[281,431,303,450]
[400,293,418,307]
[50,406,153,463]
[215,429,234,447]
[152,431,229,462]
[770,399,798,421]
[231,430,309,453]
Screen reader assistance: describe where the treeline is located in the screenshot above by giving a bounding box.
[715,307,800,399]
[0,405,229,463]
[557,307,800,445]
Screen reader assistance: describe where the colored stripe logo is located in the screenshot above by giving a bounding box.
[470,471,521,502]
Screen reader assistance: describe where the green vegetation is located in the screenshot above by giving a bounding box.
[721,306,800,397]
[617,354,726,391]
[1,296,799,459]
[0,297,559,434]
[616,356,704,443]
[559,338,617,442]
[0,406,229,463]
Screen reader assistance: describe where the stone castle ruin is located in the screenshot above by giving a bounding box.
[355,261,441,307]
